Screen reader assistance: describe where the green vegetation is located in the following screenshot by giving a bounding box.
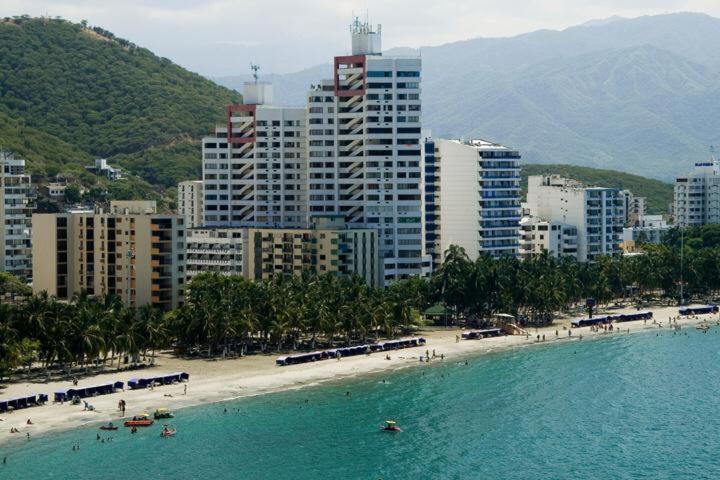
[0,16,240,198]
[521,164,674,214]
[4,224,720,377]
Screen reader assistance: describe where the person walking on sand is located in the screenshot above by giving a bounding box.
[184,384,187,395]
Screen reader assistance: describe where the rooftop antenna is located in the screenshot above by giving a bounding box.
[250,63,260,83]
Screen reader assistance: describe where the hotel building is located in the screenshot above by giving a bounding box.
[32,201,185,311]
[306,20,430,285]
[424,138,521,270]
[202,83,307,229]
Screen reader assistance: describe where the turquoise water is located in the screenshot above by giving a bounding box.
[2,328,720,479]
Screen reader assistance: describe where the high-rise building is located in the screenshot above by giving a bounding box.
[32,201,185,311]
[178,180,204,229]
[0,152,34,280]
[526,175,624,261]
[674,159,720,227]
[306,20,430,284]
[519,218,578,260]
[423,138,521,270]
[202,82,307,228]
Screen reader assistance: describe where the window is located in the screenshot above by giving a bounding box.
[367,71,392,77]
[397,71,420,77]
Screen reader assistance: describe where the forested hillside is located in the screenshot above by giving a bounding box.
[0,16,240,193]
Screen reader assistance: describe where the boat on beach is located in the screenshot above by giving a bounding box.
[154,407,174,419]
[124,413,154,427]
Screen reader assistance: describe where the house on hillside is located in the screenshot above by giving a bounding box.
[85,158,123,180]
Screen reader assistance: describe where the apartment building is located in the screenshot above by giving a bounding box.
[423,138,521,270]
[32,201,185,311]
[621,190,647,226]
[0,152,34,280]
[526,175,624,261]
[306,20,430,285]
[674,159,720,227]
[185,227,245,281]
[519,217,578,260]
[178,180,204,228]
[202,82,307,228]
[247,216,379,286]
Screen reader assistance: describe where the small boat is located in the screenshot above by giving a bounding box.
[124,413,154,427]
[99,423,118,431]
[160,424,176,437]
[381,420,401,432]
[154,407,174,419]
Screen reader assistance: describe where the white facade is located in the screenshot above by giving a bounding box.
[424,138,521,268]
[622,214,669,245]
[0,152,34,280]
[178,180,204,229]
[526,175,624,262]
[674,160,720,227]
[306,22,429,285]
[621,190,646,226]
[185,227,246,281]
[202,82,307,229]
[519,217,578,260]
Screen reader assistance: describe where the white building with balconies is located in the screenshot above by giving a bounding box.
[423,138,521,269]
[202,82,307,229]
[306,20,430,285]
[0,151,34,280]
[185,227,246,282]
[178,180,204,229]
[519,217,578,260]
[674,158,720,227]
[526,175,624,262]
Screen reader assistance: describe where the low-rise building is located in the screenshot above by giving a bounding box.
[185,227,245,281]
[247,216,380,286]
[0,152,34,280]
[622,214,669,245]
[86,158,123,180]
[178,180,204,229]
[519,217,578,260]
[32,201,185,311]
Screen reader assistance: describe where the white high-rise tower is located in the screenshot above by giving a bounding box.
[306,20,430,285]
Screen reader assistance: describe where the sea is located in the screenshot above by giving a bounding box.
[2,326,719,479]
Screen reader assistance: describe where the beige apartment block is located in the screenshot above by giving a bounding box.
[32,202,185,311]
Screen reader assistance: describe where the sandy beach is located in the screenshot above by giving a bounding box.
[0,303,715,444]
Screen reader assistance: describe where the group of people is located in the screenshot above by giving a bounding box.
[419,349,444,363]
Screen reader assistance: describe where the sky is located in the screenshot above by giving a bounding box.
[4,0,720,76]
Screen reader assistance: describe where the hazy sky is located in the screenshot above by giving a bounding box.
[5,0,720,76]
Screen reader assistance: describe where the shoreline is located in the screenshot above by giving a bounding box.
[0,303,715,445]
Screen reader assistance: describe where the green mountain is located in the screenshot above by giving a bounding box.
[520,164,674,214]
[0,16,240,196]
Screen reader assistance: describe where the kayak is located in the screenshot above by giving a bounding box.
[99,425,118,431]
[160,428,176,437]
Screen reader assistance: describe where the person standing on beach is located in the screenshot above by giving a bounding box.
[184,384,187,395]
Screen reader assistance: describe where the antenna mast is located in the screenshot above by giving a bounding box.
[250,63,260,83]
